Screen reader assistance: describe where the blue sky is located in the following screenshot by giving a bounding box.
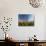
[18,14,33,21]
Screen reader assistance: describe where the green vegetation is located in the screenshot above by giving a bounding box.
[18,22,34,26]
